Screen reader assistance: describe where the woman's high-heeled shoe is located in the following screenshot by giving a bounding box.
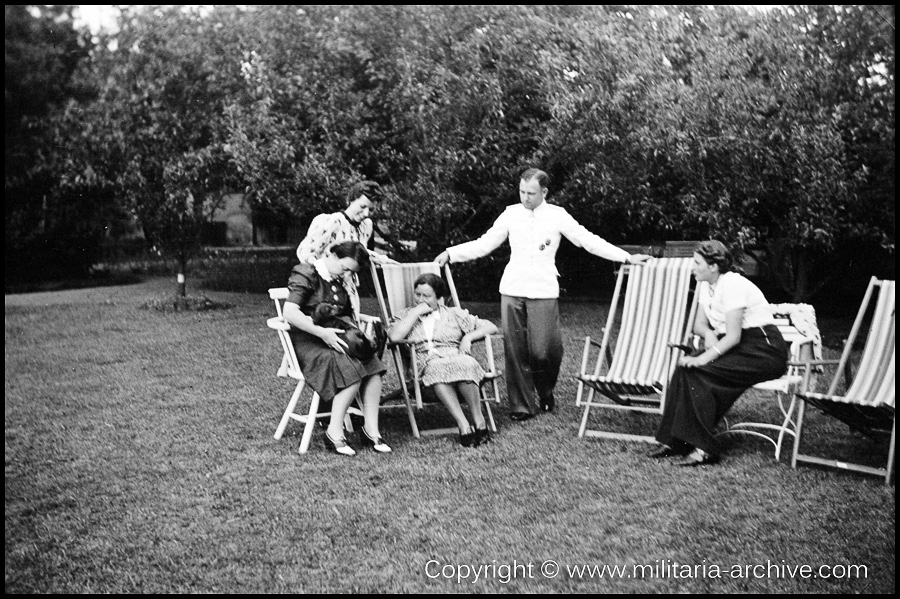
[648,445,689,459]
[325,430,356,457]
[677,448,720,467]
[474,426,491,447]
[361,428,392,453]
[458,427,476,448]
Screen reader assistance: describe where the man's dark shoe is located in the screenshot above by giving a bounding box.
[510,412,535,422]
[540,394,555,413]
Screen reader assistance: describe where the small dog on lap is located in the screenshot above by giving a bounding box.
[312,303,382,361]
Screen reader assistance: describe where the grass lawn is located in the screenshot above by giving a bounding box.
[5,278,895,593]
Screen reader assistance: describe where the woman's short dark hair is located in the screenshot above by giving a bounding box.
[346,180,381,205]
[520,168,549,189]
[414,272,447,299]
[695,240,734,274]
[330,241,370,269]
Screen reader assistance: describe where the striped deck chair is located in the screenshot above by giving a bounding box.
[791,277,895,485]
[576,258,698,443]
[370,262,502,438]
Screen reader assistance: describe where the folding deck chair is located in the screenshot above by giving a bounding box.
[576,258,698,442]
[791,277,895,485]
[370,262,502,438]
[267,287,380,454]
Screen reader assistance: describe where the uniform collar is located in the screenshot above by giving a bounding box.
[519,200,549,214]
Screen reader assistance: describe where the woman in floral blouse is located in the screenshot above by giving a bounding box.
[296,181,395,318]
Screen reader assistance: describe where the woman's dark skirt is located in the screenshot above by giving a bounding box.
[655,324,789,454]
[290,330,386,401]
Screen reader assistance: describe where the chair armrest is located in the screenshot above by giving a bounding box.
[267,317,291,331]
[668,343,695,354]
[359,313,381,325]
[795,359,843,394]
[587,337,604,349]
[471,333,503,346]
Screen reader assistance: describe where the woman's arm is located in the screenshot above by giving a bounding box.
[458,319,499,355]
[388,304,433,342]
[693,309,719,350]
[283,301,348,353]
[680,308,743,368]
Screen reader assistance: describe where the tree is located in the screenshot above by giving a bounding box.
[76,5,245,296]
[4,5,105,285]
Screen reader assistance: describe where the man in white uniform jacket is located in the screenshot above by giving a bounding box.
[436,168,652,420]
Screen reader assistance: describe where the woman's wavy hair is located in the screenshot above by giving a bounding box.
[694,240,737,274]
[345,180,382,206]
[330,241,370,270]
[414,272,448,299]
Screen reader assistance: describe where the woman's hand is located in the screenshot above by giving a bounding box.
[413,302,434,316]
[459,335,473,355]
[371,251,399,266]
[318,327,349,353]
[678,353,712,368]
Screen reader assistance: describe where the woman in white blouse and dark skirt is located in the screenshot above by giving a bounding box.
[652,240,788,466]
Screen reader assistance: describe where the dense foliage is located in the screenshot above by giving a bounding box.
[6,5,894,301]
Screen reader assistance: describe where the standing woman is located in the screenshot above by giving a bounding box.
[283,241,391,456]
[296,180,395,319]
[652,240,788,466]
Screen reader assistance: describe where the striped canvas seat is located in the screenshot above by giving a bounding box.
[792,277,895,485]
[576,258,697,442]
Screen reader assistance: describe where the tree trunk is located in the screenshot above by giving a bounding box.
[177,254,187,298]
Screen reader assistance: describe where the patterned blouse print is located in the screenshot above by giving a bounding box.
[296,212,373,319]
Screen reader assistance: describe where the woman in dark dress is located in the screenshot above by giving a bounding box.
[283,241,390,456]
[652,240,788,466]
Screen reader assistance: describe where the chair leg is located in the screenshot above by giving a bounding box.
[275,379,305,440]
[390,346,421,438]
[886,416,896,486]
[791,397,806,470]
[774,393,798,462]
[298,391,321,454]
[578,402,592,438]
[479,379,499,432]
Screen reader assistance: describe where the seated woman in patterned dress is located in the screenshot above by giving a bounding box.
[283,241,390,457]
[388,273,499,447]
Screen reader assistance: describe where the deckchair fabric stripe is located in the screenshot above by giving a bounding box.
[603,258,694,388]
[381,263,442,318]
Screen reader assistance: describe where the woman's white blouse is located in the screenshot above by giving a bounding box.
[698,272,774,334]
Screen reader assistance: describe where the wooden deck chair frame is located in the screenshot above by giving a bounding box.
[791,277,895,485]
[576,258,698,443]
[267,287,383,454]
[716,307,816,461]
[370,262,502,438]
